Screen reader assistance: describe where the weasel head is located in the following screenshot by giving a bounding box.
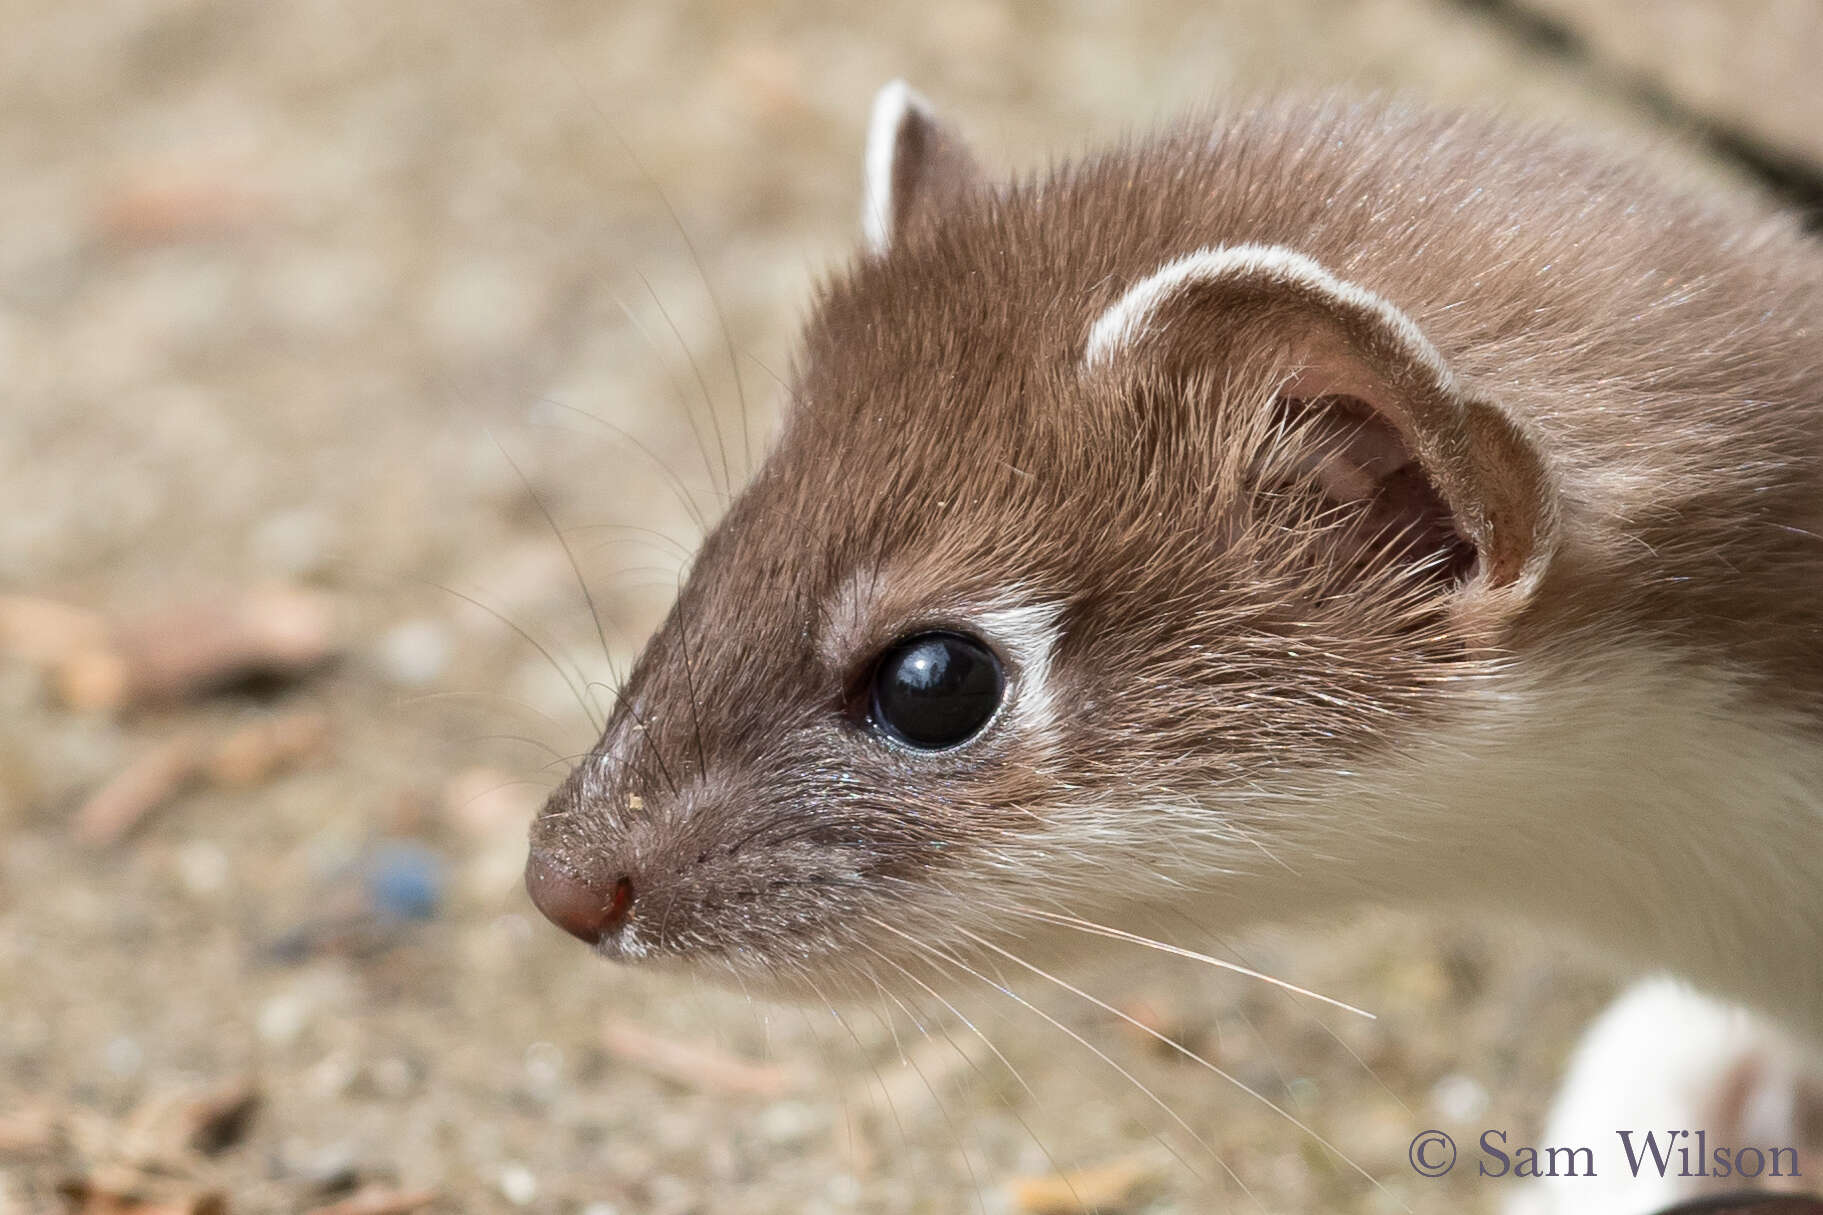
[525,88,1559,997]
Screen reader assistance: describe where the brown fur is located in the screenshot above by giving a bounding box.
[529,95,1823,997]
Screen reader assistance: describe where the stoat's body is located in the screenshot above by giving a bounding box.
[525,87,1823,1213]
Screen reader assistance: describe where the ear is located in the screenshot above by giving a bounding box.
[861,80,984,255]
[1084,245,1555,593]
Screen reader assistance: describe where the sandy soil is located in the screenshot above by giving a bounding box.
[2,2,1813,1213]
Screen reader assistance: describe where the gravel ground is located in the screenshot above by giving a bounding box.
[2,3,1813,1213]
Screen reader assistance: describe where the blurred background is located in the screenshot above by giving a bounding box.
[3,2,1819,1212]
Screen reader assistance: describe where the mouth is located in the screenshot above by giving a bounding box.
[521,841,899,992]
[522,810,984,1002]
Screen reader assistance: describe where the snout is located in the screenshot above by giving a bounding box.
[524,853,632,946]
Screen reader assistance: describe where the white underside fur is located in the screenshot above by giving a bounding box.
[1311,651,1823,1209]
[1306,648,1823,1041]
[1010,646,1823,1033]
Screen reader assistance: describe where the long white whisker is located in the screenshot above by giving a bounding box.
[951,924,1403,1209]
[1179,912,1414,1117]
[865,916,1235,1199]
[867,978,989,1215]
[856,941,1089,1209]
[1013,907,1376,1019]
[821,996,920,1186]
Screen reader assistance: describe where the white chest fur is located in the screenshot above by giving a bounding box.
[1323,649,1823,1040]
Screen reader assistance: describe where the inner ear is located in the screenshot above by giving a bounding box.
[1273,336,1476,582]
[1279,392,1478,585]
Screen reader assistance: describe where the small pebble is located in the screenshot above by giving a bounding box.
[1430,1071,1490,1122]
[758,1100,818,1147]
[364,842,444,922]
[258,993,311,1048]
[307,1052,359,1100]
[374,618,450,687]
[274,1137,361,1192]
[103,1035,143,1079]
[523,1041,564,1095]
[175,839,230,896]
[497,1163,537,1207]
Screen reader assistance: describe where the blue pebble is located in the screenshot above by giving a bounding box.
[364,842,445,921]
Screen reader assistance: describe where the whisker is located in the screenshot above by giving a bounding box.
[633,270,734,498]
[463,447,688,801]
[488,433,623,712]
[1175,912,1414,1117]
[425,580,601,733]
[465,776,562,798]
[569,524,697,564]
[603,293,727,516]
[787,985,866,1192]
[673,571,710,781]
[951,924,1400,1207]
[391,688,573,735]
[856,941,1090,1211]
[531,395,712,535]
[531,35,743,502]
[1012,907,1375,1019]
[599,562,693,584]
[446,731,575,765]
[865,916,1227,1196]
[867,978,989,1215]
[920,923,1217,1196]
[593,121,756,483]
[820,997,923,1193]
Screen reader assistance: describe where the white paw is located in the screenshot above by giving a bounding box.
[1504,978,1823,1215]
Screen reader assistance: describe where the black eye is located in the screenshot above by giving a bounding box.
[869,632,1004,750]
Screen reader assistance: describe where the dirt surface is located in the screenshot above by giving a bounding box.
[3,3,1815,1213]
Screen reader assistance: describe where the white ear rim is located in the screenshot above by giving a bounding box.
[1081,243,1452,391]
[862,79,929,255]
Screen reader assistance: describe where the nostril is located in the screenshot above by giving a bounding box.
[524,854,633,946]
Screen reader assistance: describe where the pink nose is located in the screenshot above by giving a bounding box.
[524,854,632,945]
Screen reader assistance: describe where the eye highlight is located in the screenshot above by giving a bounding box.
[868,632,1004,750]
